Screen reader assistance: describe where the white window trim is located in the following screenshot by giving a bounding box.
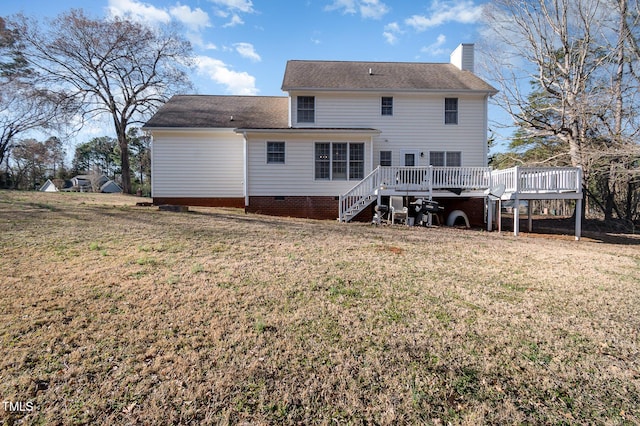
[444,97,459,125]
[314,142,365,181]
[266,141,286,165]
[381,96,393,116]
[429,150,463,167]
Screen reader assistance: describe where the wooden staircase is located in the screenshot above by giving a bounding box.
[338,167,381,222]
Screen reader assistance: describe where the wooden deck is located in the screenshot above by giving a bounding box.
[339,165,583,239]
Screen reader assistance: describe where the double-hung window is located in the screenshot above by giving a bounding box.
[429,151,462,167]
[315,143,330,179]
[266,142,285,164]
[444,98,458,124]
[349,143,364,179]
[379,151,392,167]
[381,97,393,116]
[332,143,347,180]
[315,142,364,180]
[297,96,315,123]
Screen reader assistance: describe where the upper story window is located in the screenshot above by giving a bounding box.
[444,98,458,124]
[379,151,392,166]
[266,142,285,164]
[381,97,393,116]
[430,151,461,167]
[297,96,315,123]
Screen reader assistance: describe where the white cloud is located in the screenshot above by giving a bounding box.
[360,0,390,19]
[325,0,356,14]
[405,0,484,31]
[209,0,254,26]
[325,0,390,20]
[383,21,402,45]
[195,56,258,95]
[108,0,213,34]
[107,0,171,24]
[421,34,448,56]
[234,42,261,62]
[188,33,218,50]
[223,14,245,27]
[169,4,211,31]
[209,0,255,14]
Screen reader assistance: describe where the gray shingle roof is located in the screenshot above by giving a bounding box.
[143,95,289,129]
[281,60,497,93]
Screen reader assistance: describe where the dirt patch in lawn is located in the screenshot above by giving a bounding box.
[1,190,639,425]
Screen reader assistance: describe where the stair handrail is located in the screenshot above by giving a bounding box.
[339,166,381,221]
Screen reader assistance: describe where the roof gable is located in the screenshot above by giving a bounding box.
[281,60,497,93]
[144,95,289,129]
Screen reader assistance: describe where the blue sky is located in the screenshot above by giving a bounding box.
[4,0,510,148]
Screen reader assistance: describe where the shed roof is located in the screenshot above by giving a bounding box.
[144,95,289,129]
[281,60,497,93]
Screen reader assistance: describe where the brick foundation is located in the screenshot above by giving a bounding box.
[247,196,344,220]
[152,197,245,209]
[152,195,484,225]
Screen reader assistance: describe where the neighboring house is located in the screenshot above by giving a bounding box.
[62,174,114,193]
[145,43,499,223]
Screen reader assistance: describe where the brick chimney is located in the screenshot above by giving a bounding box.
[450,43,474,73]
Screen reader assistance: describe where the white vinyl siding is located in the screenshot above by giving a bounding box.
[247,133,372,196]
[288,91,488,167]
[151,130,244,198]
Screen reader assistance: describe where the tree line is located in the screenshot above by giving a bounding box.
[1,129,150,194]
[0,10,191,194]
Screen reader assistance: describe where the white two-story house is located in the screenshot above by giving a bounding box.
[144,44,498,224]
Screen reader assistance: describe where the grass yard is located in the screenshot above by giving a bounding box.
[1,190,639,425]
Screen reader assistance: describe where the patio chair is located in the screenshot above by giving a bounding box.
[390,196,408,225]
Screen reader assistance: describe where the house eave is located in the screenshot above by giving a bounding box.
[282,87,498,95]
[234,127,381,135]
[143,127,238,133]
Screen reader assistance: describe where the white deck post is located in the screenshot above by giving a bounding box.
[487,198,493,231]
[513,196,520,236]
[527,201,533,232]
[575,198,582,240]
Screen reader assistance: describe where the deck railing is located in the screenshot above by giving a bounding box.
[338,165,583,221]
[491,166,582,194]
[338,166,381,222]
[432,167,492,189]
[379,166,492,191]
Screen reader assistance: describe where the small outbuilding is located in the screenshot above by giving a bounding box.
[39,179,58,192]
[100,180,122,193]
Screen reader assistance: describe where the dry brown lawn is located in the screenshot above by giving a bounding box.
[1,190,639,425]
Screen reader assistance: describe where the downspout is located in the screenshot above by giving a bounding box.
[369,135,374,174]
[242,131,249,211]
[483,94,489,167]
[148,132,154,202]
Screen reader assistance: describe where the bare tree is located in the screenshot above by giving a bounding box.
[0,17,68,168]
[481,0,640,223]
[13,9,192,193]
